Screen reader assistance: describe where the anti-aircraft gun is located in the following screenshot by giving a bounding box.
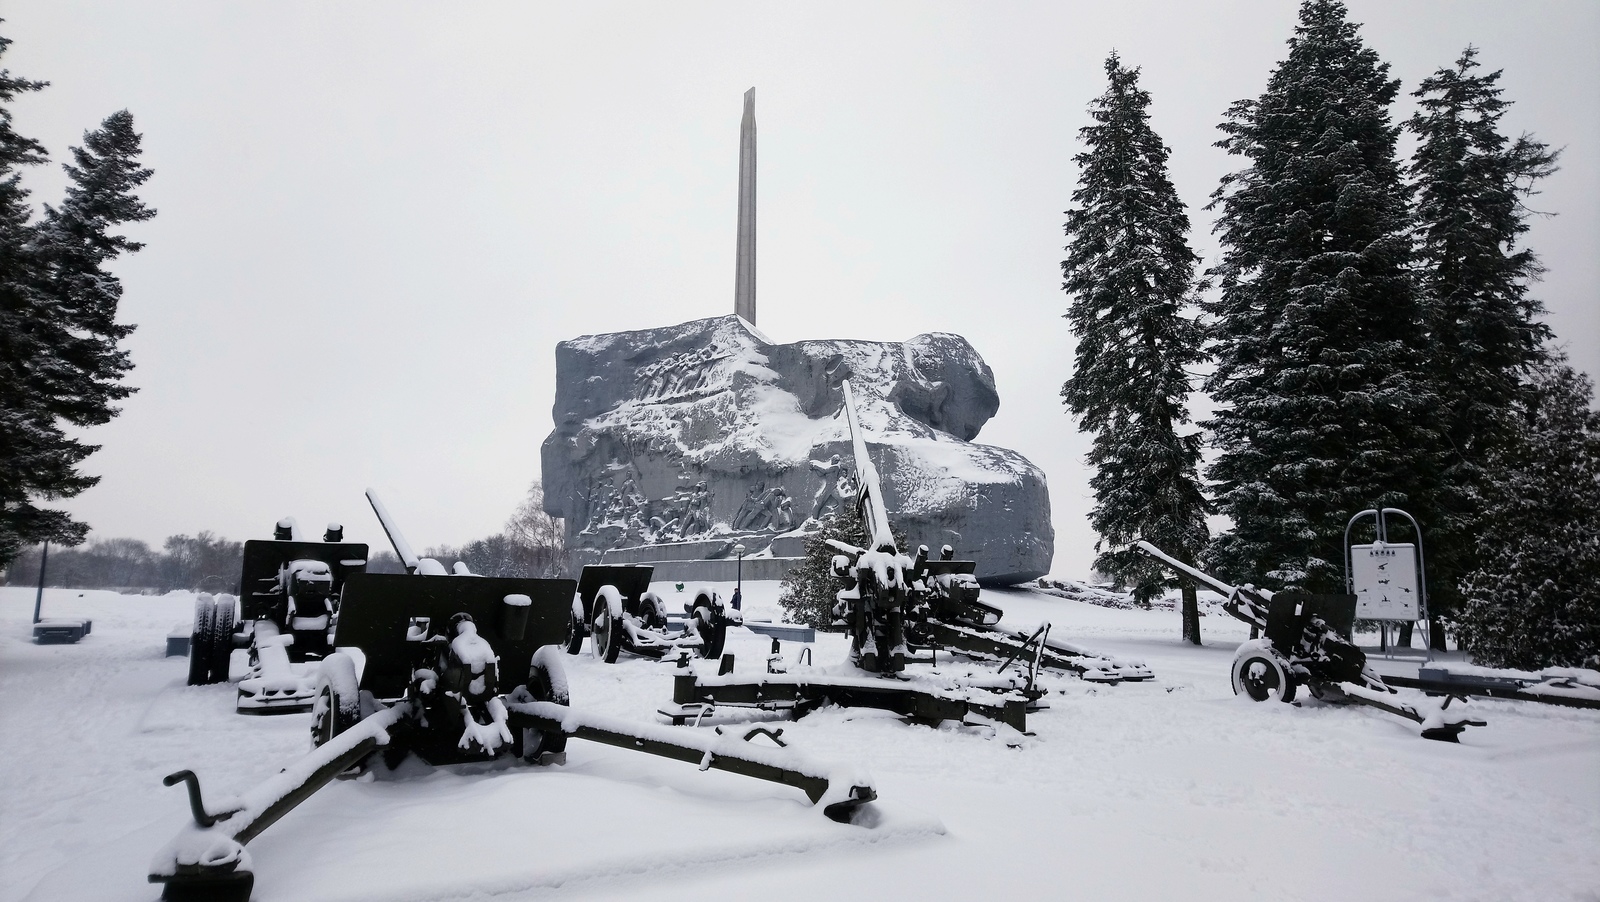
[828,380,1153,683]
[826,380,913,674]
[659,381,1146,736]
[185,518,369,715]
[149,489,876,902]
[1134,540,1484,742]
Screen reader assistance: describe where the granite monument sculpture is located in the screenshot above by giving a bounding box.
[540,314,1052,584]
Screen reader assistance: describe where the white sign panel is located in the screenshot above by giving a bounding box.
[1351,542,1419,620]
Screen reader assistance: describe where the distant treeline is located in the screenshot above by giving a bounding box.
[1,533,245,593]
[0,483,567,592]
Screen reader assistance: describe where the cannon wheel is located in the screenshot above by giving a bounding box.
[311,653,361,749]
[1231,648,1296,703]
[563,599,586,656]
[637,592,668,630]
[591,598,622,663]
[521,647,570,760]
[208,597,235,683]
[187,597,215,686]
[692,603,726,660]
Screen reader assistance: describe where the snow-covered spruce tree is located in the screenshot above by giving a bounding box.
[1407,47,1559,624]
[0,32,60,569]
[1060,52,1209,643]
[0,30,151,571]
[1453,355,1600,669]
[778,511,870,630]
[1203,0,1442,604]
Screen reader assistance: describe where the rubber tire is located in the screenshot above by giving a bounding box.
[692,606,726,660]
[208,598,235,683]
[311,653,361,749]
[521,648,570,759]
[563,605,585,655]
[637,592,668,630]
[187,598,215,686]
[591,602,621,663]
[1232,651,1297,703]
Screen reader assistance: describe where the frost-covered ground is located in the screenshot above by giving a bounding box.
[3,583,1598,902]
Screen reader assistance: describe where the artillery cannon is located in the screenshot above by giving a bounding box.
[184,518,368,715]
[1134,540,1484,742]
[662,380,1146,735]
[563,563,739,663]
[148,490,876,901]
[852,542,1156,682]
[826,380,1151,682]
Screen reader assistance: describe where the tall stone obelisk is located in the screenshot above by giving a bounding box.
[734,87,757,325]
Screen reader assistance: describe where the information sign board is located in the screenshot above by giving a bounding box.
[1351,542,1419,620]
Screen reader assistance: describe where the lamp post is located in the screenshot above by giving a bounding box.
[733,543,745,611]
[32,542,49,624]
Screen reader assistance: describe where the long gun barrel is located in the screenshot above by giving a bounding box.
[841,380,895,552]
[1134,540,1271,630]
[1134,541,1236,597]
[365,488,420,575]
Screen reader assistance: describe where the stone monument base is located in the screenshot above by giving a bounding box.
[573,538,803,583]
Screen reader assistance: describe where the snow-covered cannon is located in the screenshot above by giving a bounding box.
[148,498,877,902]
[563,563,740,663]
[184,518,369,715]
[662,380,1140,736]
[893,545,1153,682]
[826,379,1150,681]
[1134,540,1485,741]
[820,380,912,674]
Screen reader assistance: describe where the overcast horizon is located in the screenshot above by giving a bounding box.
[4,1,1597,578]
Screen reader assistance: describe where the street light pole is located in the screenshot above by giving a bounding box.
[733,543,745,611]
[32,542,49,625]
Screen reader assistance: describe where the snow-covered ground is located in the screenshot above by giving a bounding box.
[3,582,1597,902]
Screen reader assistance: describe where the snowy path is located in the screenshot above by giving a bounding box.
[3,584,1597,902]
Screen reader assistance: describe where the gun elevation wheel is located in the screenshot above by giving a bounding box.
[1232,649,1296,703]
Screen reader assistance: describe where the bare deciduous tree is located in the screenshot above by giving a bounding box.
[504,481,566,578]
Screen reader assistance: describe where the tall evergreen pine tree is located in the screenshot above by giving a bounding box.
[1203,0,1441,598]
[0,28,151,569]
[1407,47,1559,621]
[1453,355,1600,669]
[1061,53,1209,642]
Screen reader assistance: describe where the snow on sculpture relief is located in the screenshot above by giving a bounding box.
[540,314,1052,583]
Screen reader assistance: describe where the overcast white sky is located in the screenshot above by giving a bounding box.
[5,1,1597,577]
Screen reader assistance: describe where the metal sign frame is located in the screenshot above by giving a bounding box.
[1343,508,1431,660]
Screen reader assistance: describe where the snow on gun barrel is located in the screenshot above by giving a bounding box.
[1133,539,1484,741]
